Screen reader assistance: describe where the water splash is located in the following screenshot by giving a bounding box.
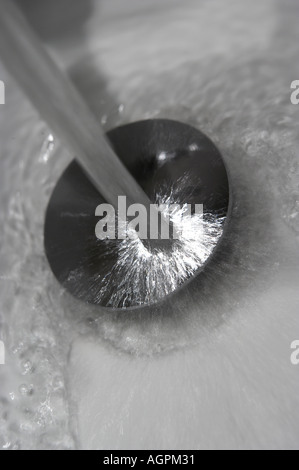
[92,185,226,308]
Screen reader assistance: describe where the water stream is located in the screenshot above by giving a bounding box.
[0,0,298,450]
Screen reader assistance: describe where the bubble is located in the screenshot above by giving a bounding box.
[19,384,34,396]
[21,360,33,375]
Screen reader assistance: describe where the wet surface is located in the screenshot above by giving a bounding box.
[0,0,298,450]
[44,119,229,307]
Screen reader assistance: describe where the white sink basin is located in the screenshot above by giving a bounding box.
[0,0,298,450]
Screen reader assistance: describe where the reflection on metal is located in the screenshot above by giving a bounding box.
[45,119,230,309]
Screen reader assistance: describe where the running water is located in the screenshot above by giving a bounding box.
[0,0,298,451]
[0,0,152,211]
[83,182,225,308]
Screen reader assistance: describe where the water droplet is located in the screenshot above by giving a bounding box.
[39,134,55,163]
[19,384,34,396]
[101,115,108,125]
[21,360,33,375]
